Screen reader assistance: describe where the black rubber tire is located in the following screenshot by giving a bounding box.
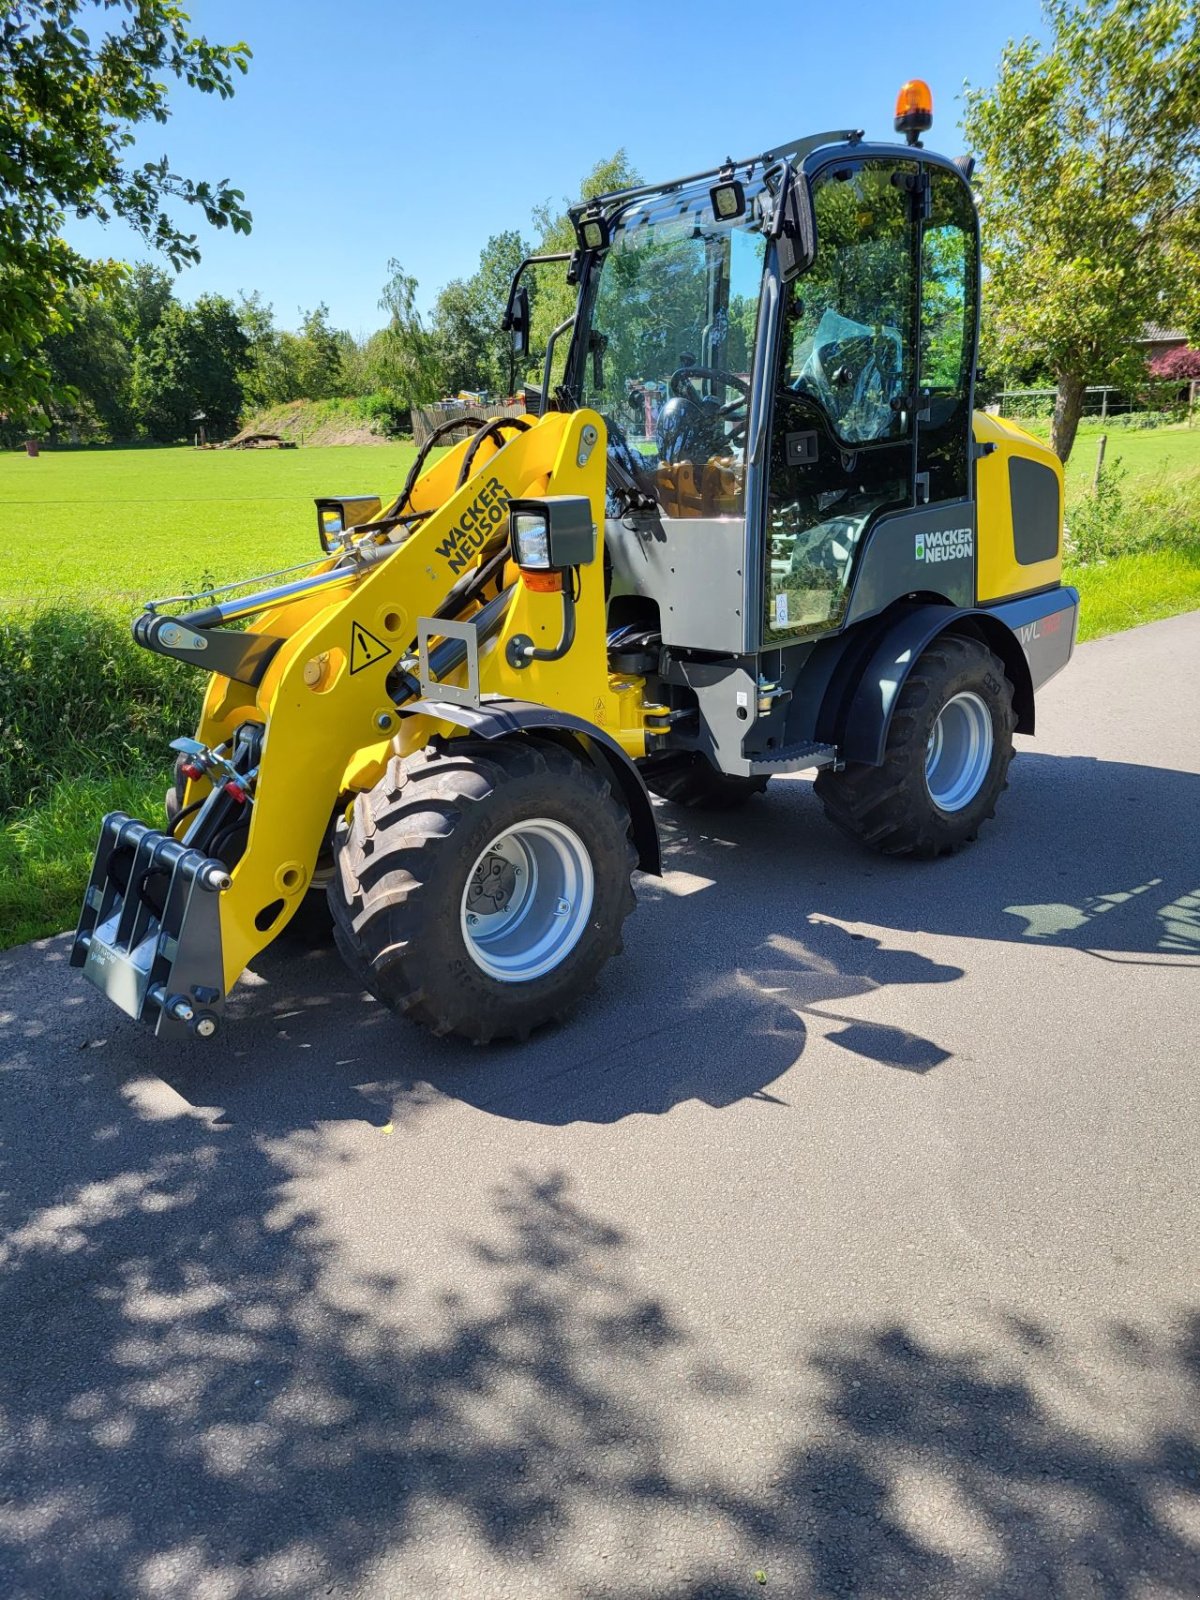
[642,752,768,811]
[329,738,638,1043]
[814,632,1016,859]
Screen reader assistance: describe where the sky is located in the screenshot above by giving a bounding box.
[62,0,1048,335]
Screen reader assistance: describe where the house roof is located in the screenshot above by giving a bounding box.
[1139,323,1187,343]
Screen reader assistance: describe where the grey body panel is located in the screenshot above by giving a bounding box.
[844,501,976,627]
[983,585,1079,689]
[396,696,661,876]
[606,516,749,655]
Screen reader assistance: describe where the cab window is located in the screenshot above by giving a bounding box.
[918,167,978,503]
[581,206,765,519]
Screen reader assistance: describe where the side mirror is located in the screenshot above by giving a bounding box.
[774,170,817,282]
[314,494,381,553]
[506,284,531,358]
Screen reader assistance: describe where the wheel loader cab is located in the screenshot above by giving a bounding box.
[589,147,982,656]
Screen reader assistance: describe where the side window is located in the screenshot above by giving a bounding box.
[784,164,917,444]
[918,168,978,503]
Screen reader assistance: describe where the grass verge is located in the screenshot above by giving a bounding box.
[0,770,168,947]
[1070,543,1200,641]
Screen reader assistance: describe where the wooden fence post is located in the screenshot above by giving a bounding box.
[1093,434,1107,490]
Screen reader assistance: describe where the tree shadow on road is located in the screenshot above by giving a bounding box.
[0,1070,1195,1599]
[716,751,1200,963]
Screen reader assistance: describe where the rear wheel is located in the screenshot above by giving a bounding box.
[330,739,638,1042]
[642,752,768,811]
[814,633,1016,858]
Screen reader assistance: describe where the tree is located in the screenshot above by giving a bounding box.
[133,293,247,441]
[1148,344,1200,378]
[236,292,294,410]
[371,260,441,406]
[39,276,133,440]
[963,0,1200,462]
[429,230,531,397]
[111,263,175,351]
[430,277,484,396]
[290,304,343,400]
[0,1,251,422]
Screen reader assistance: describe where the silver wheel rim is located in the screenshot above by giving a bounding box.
[925,691,994,812]
[460,818,595,982]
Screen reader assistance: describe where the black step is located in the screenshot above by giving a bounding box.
[746,740,837,776]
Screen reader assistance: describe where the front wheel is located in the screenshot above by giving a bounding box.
[329,739,638,1042]
[814,632,1016,858]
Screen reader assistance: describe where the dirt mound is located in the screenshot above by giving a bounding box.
[233,400,396,448]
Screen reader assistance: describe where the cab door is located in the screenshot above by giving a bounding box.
[761,156,920,645]
[915,164,979,508]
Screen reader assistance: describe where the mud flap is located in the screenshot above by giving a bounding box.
[70,813,230,1040]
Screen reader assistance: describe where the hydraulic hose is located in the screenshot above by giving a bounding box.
[455,416,530,489]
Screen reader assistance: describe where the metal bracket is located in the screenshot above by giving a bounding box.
[416,616,480,707]
[576,423,599,468]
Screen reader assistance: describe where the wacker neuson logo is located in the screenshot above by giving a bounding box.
[916,527,973,564]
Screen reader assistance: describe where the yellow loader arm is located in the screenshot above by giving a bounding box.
[72,409,653,1038]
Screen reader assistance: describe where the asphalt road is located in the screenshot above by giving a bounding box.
[1,612,1198,1600]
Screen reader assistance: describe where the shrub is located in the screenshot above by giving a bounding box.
[0,604,199,814]
[1101,408,1186,430]
[1065,462,1200,565]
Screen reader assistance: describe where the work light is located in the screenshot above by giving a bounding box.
[508,496,595,580]
[710,179,746,221]
[574,211,611,253]
[511,509,553,570]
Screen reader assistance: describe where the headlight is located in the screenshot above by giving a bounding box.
[511,510,552,569]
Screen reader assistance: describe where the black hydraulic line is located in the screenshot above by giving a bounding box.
[379,414,488,526]
[455,416,530,489]
[506,589,576,668]
[432,540,510,622]
[168,798,205,838]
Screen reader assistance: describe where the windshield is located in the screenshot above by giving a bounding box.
[580,201,766,519]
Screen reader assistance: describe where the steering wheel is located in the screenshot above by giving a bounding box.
[669,365,751,447]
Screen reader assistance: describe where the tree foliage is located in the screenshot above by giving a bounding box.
[0,0,251,422]
[964,0,1200,461]
[132,294,247,441]
[9,146,666,441]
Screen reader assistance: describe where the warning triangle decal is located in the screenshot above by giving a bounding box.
[349,621,393,675]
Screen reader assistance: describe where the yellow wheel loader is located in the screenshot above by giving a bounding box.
[73,85,1079,1043]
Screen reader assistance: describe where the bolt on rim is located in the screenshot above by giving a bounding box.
[925,691,994,812]
[460,818,595,982]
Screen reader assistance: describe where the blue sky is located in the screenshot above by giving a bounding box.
[63,0,1047,334]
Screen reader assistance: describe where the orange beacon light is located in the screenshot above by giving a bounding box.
[895,79,933,146]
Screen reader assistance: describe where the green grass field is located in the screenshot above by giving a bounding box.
[1022,416,1200,489]
[0,442,422,603]
[1,430,1198,950]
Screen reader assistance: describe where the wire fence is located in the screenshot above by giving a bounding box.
[996,381,1194,421]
